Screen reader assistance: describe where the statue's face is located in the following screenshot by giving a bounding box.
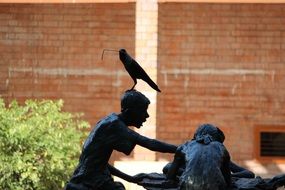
[130,105,149,128]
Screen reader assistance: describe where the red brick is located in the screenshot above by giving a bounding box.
[1,3,135,123]
[157,3,285,163]
[1,2,285,167]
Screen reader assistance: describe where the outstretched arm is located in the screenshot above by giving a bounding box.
[135,134,177,153]
[230,161,255,178]
[108,164,134,182]
[108,164,153,184]
[108,164,139,183]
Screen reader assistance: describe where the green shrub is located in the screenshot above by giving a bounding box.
[0,99,89,190]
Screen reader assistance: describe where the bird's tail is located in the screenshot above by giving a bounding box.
[145,76,161,92]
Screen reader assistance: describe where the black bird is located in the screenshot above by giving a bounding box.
[102,49,161,92]
[118,49,161,92]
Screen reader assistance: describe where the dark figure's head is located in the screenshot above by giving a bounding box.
[120,90,150,128]
[194,123,225,143]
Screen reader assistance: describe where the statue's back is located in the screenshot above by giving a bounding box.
[179,140,231,190]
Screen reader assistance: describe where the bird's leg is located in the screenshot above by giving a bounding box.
[130,79,137,90]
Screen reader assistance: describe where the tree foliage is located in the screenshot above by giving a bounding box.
[0,99,89,190]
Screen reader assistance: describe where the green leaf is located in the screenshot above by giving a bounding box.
[0,98,89,190]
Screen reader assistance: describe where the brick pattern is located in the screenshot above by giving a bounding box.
[157,3,285,162]
[1,2,285,168]
[0,4,136,168]
[0,3,135,122]
[0,3,137,163]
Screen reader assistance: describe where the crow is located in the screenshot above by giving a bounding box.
[102,49,161,92]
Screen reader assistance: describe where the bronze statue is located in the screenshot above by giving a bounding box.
[137,124,285,190]
[166,124,232,190]
[65,90,176,190]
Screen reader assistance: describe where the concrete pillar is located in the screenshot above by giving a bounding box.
[134,0,158,161]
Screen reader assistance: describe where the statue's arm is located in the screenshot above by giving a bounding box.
[221,148,232,186]
[166,147,184,180]
[230,161,255,178]
[108,164,138,183]
[135,134,177,153]
[108,164,152,184]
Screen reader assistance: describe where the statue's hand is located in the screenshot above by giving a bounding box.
[132,173,150,183]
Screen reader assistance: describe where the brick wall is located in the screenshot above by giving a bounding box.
[1,2,285,167]
[157,3,285,162]
[0,3,135,123]
[0,3,136,162]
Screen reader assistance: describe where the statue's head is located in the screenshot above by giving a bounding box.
[194,123,225,143]
[120,90,150,128]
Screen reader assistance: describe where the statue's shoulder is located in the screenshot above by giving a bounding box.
[97,113,121,126]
